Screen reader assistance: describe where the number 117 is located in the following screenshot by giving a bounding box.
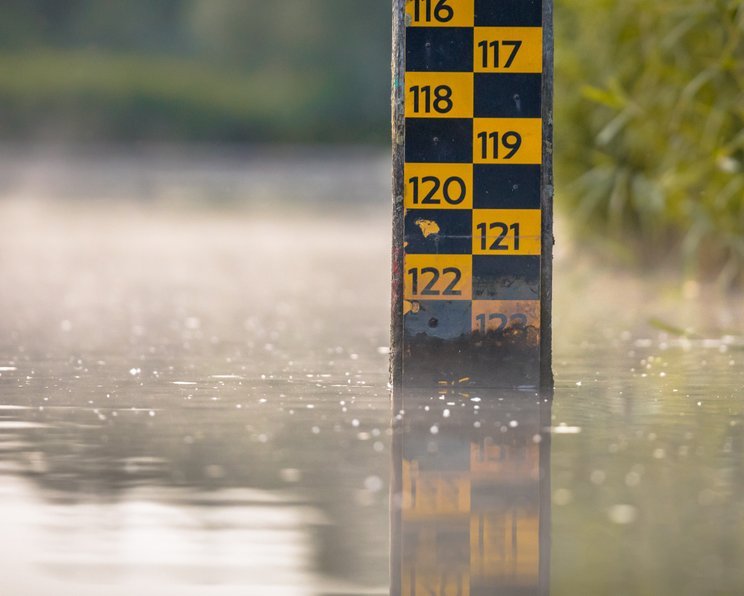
[478,40,522,69]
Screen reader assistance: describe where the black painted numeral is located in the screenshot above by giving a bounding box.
[476,312,528,333]
[410,85,454,114]
[477,222,520,251]
[477,131,522,159]
[413,0,454,23]
[408,267,463,296]
[478,40,522,69]
[409,176,466,205]
[442,267,462,295]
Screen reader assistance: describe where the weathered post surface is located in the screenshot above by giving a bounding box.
[391,0,554,391]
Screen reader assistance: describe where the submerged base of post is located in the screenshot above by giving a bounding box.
[402,319,540,388]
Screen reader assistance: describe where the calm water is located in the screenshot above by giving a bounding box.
[0,149,743,595]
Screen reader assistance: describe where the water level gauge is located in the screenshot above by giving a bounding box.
[392,0,554,390]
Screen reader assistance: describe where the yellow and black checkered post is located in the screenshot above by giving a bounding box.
[392,0,553,390]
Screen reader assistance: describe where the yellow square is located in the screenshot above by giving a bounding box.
[472,209,541,255]
[471,300,541,336]
[474,27,543,73]
[404,163,473,210]
[404,254,472,301]
[405,72,473,119]
[473,118,543,164]
[406,0,474,27]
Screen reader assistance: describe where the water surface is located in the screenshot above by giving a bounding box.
[0,149,742,595]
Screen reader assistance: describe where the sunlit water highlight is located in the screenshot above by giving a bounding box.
[0,148,743,595]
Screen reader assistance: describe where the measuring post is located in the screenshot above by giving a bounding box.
[391,0,553,390]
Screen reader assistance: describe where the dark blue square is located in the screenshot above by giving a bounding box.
[406,27,474,72]
[474,73,542,118]
[473,165,542,209]
[475,0,543,27]
[405,209,472,254]
[473,256,540,300]
[406,118,473,164]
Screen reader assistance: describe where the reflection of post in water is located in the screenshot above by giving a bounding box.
[392,390,551,595]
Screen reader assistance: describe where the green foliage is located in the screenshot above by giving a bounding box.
[556,0,744,284]
[0,49,374,143]
[0,1,391,143]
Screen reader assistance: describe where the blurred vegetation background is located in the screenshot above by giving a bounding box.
[0,0,391,143]
[556,0,744,286]
[1,0,743,284]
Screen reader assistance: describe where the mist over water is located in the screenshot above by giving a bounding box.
[0,149,743,595]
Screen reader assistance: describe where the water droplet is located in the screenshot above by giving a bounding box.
[364,475,383,493]
[698,489,716,506]
[625,471,641,487]
[552,425,581,434]
[280,468,301,483]
[608,504,637,524]
[553,489,573,506]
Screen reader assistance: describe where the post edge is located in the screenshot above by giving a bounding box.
[540,0,555,391]
[389,1,406,594]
